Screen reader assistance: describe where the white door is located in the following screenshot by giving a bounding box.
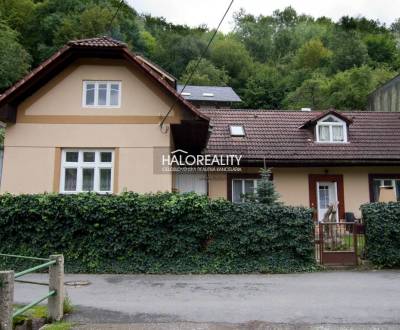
[175,173,207,195]
[317,181,338,222]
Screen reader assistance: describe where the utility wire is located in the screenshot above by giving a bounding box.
[160,0,234,129]
[107,0,125,36]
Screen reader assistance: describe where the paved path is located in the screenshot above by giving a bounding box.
[13,271,400,326]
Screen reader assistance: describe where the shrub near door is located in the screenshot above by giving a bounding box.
[361,202,400,267]
[0,193,315,273]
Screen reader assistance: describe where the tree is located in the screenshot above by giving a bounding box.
[180,58,229,86]
[283,73,330,109]
[256,168,280,205]
[327,65,395,109]
[294,38,332,69]
[364,33,398,65]
[0,23,31,91]
[242,65,285,109]
[233,10,275,62]
[0,0,35,34]
[245,167,280,205]
[328,29,369,72]
[210,36,254,89]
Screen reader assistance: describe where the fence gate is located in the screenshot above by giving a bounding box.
[315,222,364,266]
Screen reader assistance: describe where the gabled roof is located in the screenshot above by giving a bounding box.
[0,36,208,123]
[177,85,242,102]
[68,37,126,48]
[300,109,353,129]
[136,54,176,87]
[201,108,400,165]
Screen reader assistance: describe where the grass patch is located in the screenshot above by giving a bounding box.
[42,321,73,330]
[13,296,74,328]
[12,305,47,327]
[63,295,74,314]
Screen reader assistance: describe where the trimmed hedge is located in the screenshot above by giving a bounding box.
[0,193,315,273]
[361,202,400,267]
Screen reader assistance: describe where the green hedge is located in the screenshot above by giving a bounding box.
[361,202,400,267]
[0,193,315,273]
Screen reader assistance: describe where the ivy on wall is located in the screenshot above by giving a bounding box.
[0,192,316,273]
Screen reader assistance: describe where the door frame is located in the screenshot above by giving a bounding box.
[309,174,345,221]
[316,181,338,222]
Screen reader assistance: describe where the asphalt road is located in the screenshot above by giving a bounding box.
[13,270,400,326]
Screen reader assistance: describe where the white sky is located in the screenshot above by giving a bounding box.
[127,0,399,32]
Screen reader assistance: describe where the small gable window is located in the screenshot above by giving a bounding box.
[230,125,245,137]
[83,81,121,108]
[316,115,347,143]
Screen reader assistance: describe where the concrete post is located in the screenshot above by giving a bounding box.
[48,255,64,321]
[0,271,14,330]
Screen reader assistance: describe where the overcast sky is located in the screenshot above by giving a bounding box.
[128,0,399,32]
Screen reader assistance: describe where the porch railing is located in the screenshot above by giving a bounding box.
[0,254,64,330]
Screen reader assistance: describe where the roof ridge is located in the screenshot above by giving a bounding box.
[68,36,127,48]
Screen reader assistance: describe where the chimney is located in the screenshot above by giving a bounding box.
[301,107,312,112]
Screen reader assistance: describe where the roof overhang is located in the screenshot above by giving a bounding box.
[238,158,400,167]
[0,37,209,124]
[171,120,210,153]
[300,109,353,129]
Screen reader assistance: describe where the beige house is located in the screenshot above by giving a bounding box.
[1,37,400,220]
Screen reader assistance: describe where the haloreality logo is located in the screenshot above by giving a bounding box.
[162,149,242,167]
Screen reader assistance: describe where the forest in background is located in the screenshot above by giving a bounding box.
[1,0,400,111]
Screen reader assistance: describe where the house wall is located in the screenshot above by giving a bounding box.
[367,75,400,112]
[208,166,400,217]
[1,59,188,194]
[0,148,3,188]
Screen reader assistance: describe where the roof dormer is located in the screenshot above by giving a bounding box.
[300,110,353,144]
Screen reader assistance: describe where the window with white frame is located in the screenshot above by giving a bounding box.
[232,178,259,203]
[230,125,245,137]
[60,150,114,193]
[83,81,121,107]
[316,115,347,143]
[371,177,400,202]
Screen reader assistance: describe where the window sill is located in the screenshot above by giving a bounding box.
[82,106,121,109]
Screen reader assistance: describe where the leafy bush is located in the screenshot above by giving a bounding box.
[0,193,315,273]
[361,202,400,267]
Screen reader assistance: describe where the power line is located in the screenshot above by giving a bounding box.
[107,0,125,36]
[160,0,234,129]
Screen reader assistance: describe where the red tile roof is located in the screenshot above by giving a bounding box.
[0,37,208,122]
[68,36,126,48]
[201,108,400,165]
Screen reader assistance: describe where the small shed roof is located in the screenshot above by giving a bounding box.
[177,85,241,102]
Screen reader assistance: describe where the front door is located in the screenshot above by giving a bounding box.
[317,181,338,222]
[309,174,345,222]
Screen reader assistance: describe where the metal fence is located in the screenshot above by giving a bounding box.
[0,254,64,330]
[315,222,365,266]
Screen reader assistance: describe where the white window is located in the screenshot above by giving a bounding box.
[60,149,114,194]
[372,178,400,202]
[175,173,207,195]
[232,178,259,203]
[83,81,121,107]
[315,115,347,143]
[230,125,245,137]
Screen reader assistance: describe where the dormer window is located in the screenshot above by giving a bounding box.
[230,125,245,137]
[316,115,347,143]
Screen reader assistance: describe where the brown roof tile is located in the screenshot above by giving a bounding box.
[68,36,126,48]
[201,108,400,165]
[0,37,208,122]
